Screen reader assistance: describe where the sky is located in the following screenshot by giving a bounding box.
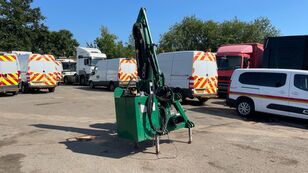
[32,0,308,47]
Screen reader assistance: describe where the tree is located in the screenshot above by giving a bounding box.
[0,0,45,51]
[159,16,280,52]
[47,30,79,57]
[92,26,134,58]
[0,0,79,57]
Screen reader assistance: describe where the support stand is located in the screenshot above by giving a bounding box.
[155,135,160,154]
[188,128,192,144]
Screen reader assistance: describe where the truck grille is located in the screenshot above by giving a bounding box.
[218,76,230,81]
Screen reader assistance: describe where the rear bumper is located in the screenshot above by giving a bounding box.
[0,85,19,93]
[180,89,217,99]
[29,84,57,89]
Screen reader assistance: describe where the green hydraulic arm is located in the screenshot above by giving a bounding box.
[114,7,194,154]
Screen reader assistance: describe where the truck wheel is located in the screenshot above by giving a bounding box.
[89,81,95,89]
[48,88,55,92]
[64,77,69,85]
[198,98,208,104]
[109,82,115,91]
[21,83,29,93]
[236,98,254,118]
[80,76,86,86]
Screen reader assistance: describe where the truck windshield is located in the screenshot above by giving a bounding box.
[217,56,242,70]
[62,62,76,72]
[91,58,103,65]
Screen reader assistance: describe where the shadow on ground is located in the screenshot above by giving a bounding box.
[188,106,308,130]
[31,123,174,158]
[74,86,112,92]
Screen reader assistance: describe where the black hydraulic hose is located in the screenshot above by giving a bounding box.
[146,94,167,135]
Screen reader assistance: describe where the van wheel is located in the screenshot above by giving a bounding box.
[48,88,55,92]
[236,98,254,117]
[109,82,115,91]
[12,91,18,95]
[89,81,95,89]
[198,98,208,104]
[21,83,29,93]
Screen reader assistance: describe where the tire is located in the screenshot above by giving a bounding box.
[21,83,29,93]
[179,90,187,104]
[89,81,95,89]
[12,91,18,95]
[48,88,55,92]
[80,76,86,86]
[109,82,115,91]
[236,98,255,117]
[198,98,208,104]
[63,77,69,85]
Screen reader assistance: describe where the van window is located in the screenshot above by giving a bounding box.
[239,72,287,87]
[194,60,207,77]
[294,74,308,91]
[29,61,56,73]
[120,63,135,74]
[0,61,18,73]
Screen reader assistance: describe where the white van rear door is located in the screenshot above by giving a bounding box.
[288,72,308,119]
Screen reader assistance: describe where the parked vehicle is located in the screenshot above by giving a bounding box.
[89,58,137,91]
[227,68,308,119]
[76,47,106,85]
[216,43,264,95]
[263,35,308,70]
[11,51,32,56]
[0,54,20,95]
[58,59,76,84]
[55,60,63,84]
[157,51,218,103]
[18,54,58,93]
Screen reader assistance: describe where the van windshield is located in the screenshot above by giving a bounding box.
[120,63,136,74]
[0,61,18,73]
[217,56,242,70]
[29,61,56,73]
[62,62,76,72]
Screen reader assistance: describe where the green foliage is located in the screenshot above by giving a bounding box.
[90,26,134,58]
[159,16,280,52]
[0,0,79,57]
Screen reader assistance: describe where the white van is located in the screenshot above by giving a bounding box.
[0,54,20,95]
[18,54,58,93]
[157,51,218,103]
[89,58,137,91]
[227,69,308,119]
[58,59,76,84]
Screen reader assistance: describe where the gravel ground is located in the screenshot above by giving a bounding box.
[1,85,308,173]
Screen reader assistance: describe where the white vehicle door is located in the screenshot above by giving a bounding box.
[98,60,107,82]
[288,72,308,119]
[171,52,191,88]
[259,72,290,116]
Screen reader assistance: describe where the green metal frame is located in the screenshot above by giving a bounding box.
[114,8,194,143]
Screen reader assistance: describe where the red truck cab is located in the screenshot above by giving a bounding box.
[216,43,264,95]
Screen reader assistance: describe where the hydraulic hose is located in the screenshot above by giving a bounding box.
[146,93,168,135]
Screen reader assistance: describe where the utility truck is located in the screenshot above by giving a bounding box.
[76,47,106,85]
[18,54,58,93]
[89,58,137,91]
[216,43,264,94]
[263,35,308,70]
[158,51,218,103]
